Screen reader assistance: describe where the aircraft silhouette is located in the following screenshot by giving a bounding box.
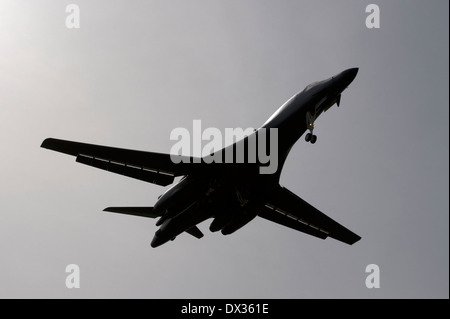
[41,68,361,247]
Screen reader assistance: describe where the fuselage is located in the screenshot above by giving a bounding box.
[150,68,359,247]
[261,67,359,176]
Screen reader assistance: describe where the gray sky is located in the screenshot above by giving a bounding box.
[0,0,448,298]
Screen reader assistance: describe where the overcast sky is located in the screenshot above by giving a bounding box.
[0,1,448,298]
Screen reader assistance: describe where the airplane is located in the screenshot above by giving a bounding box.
[41,67,361,248]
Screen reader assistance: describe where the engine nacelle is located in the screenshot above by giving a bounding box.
[221,211,257,235]
[209,213,233,232]
[154,176,206,225]
[210,190,262,235]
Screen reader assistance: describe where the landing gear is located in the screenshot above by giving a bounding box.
[235,187,249,207]
[305,111,318,144]
[305,133,317,144]
[305,133,311,142]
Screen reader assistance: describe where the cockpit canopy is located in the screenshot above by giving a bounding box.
[303,80,326,92]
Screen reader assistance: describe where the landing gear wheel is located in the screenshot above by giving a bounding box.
[305,133,312,142]
[310,135,317,144]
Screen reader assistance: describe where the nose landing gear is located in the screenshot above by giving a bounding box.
[305,132,317,144]
[305,111,318,144]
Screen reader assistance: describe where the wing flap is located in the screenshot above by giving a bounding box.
[259,186,361,245]
[41,138,199,186]
[258,205,328,240]
[77,154,174,186]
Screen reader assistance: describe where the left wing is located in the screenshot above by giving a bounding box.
[258,185,361,245]
[41,138,199,186]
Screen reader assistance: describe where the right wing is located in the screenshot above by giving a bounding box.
[258,185,361,245]
[41,138,200,186]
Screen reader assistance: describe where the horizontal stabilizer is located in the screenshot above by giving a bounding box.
[103,207,161,218]
[185,226,204,239]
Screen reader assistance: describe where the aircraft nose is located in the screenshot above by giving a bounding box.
[340,67,358,82]
[334,67,359,90]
